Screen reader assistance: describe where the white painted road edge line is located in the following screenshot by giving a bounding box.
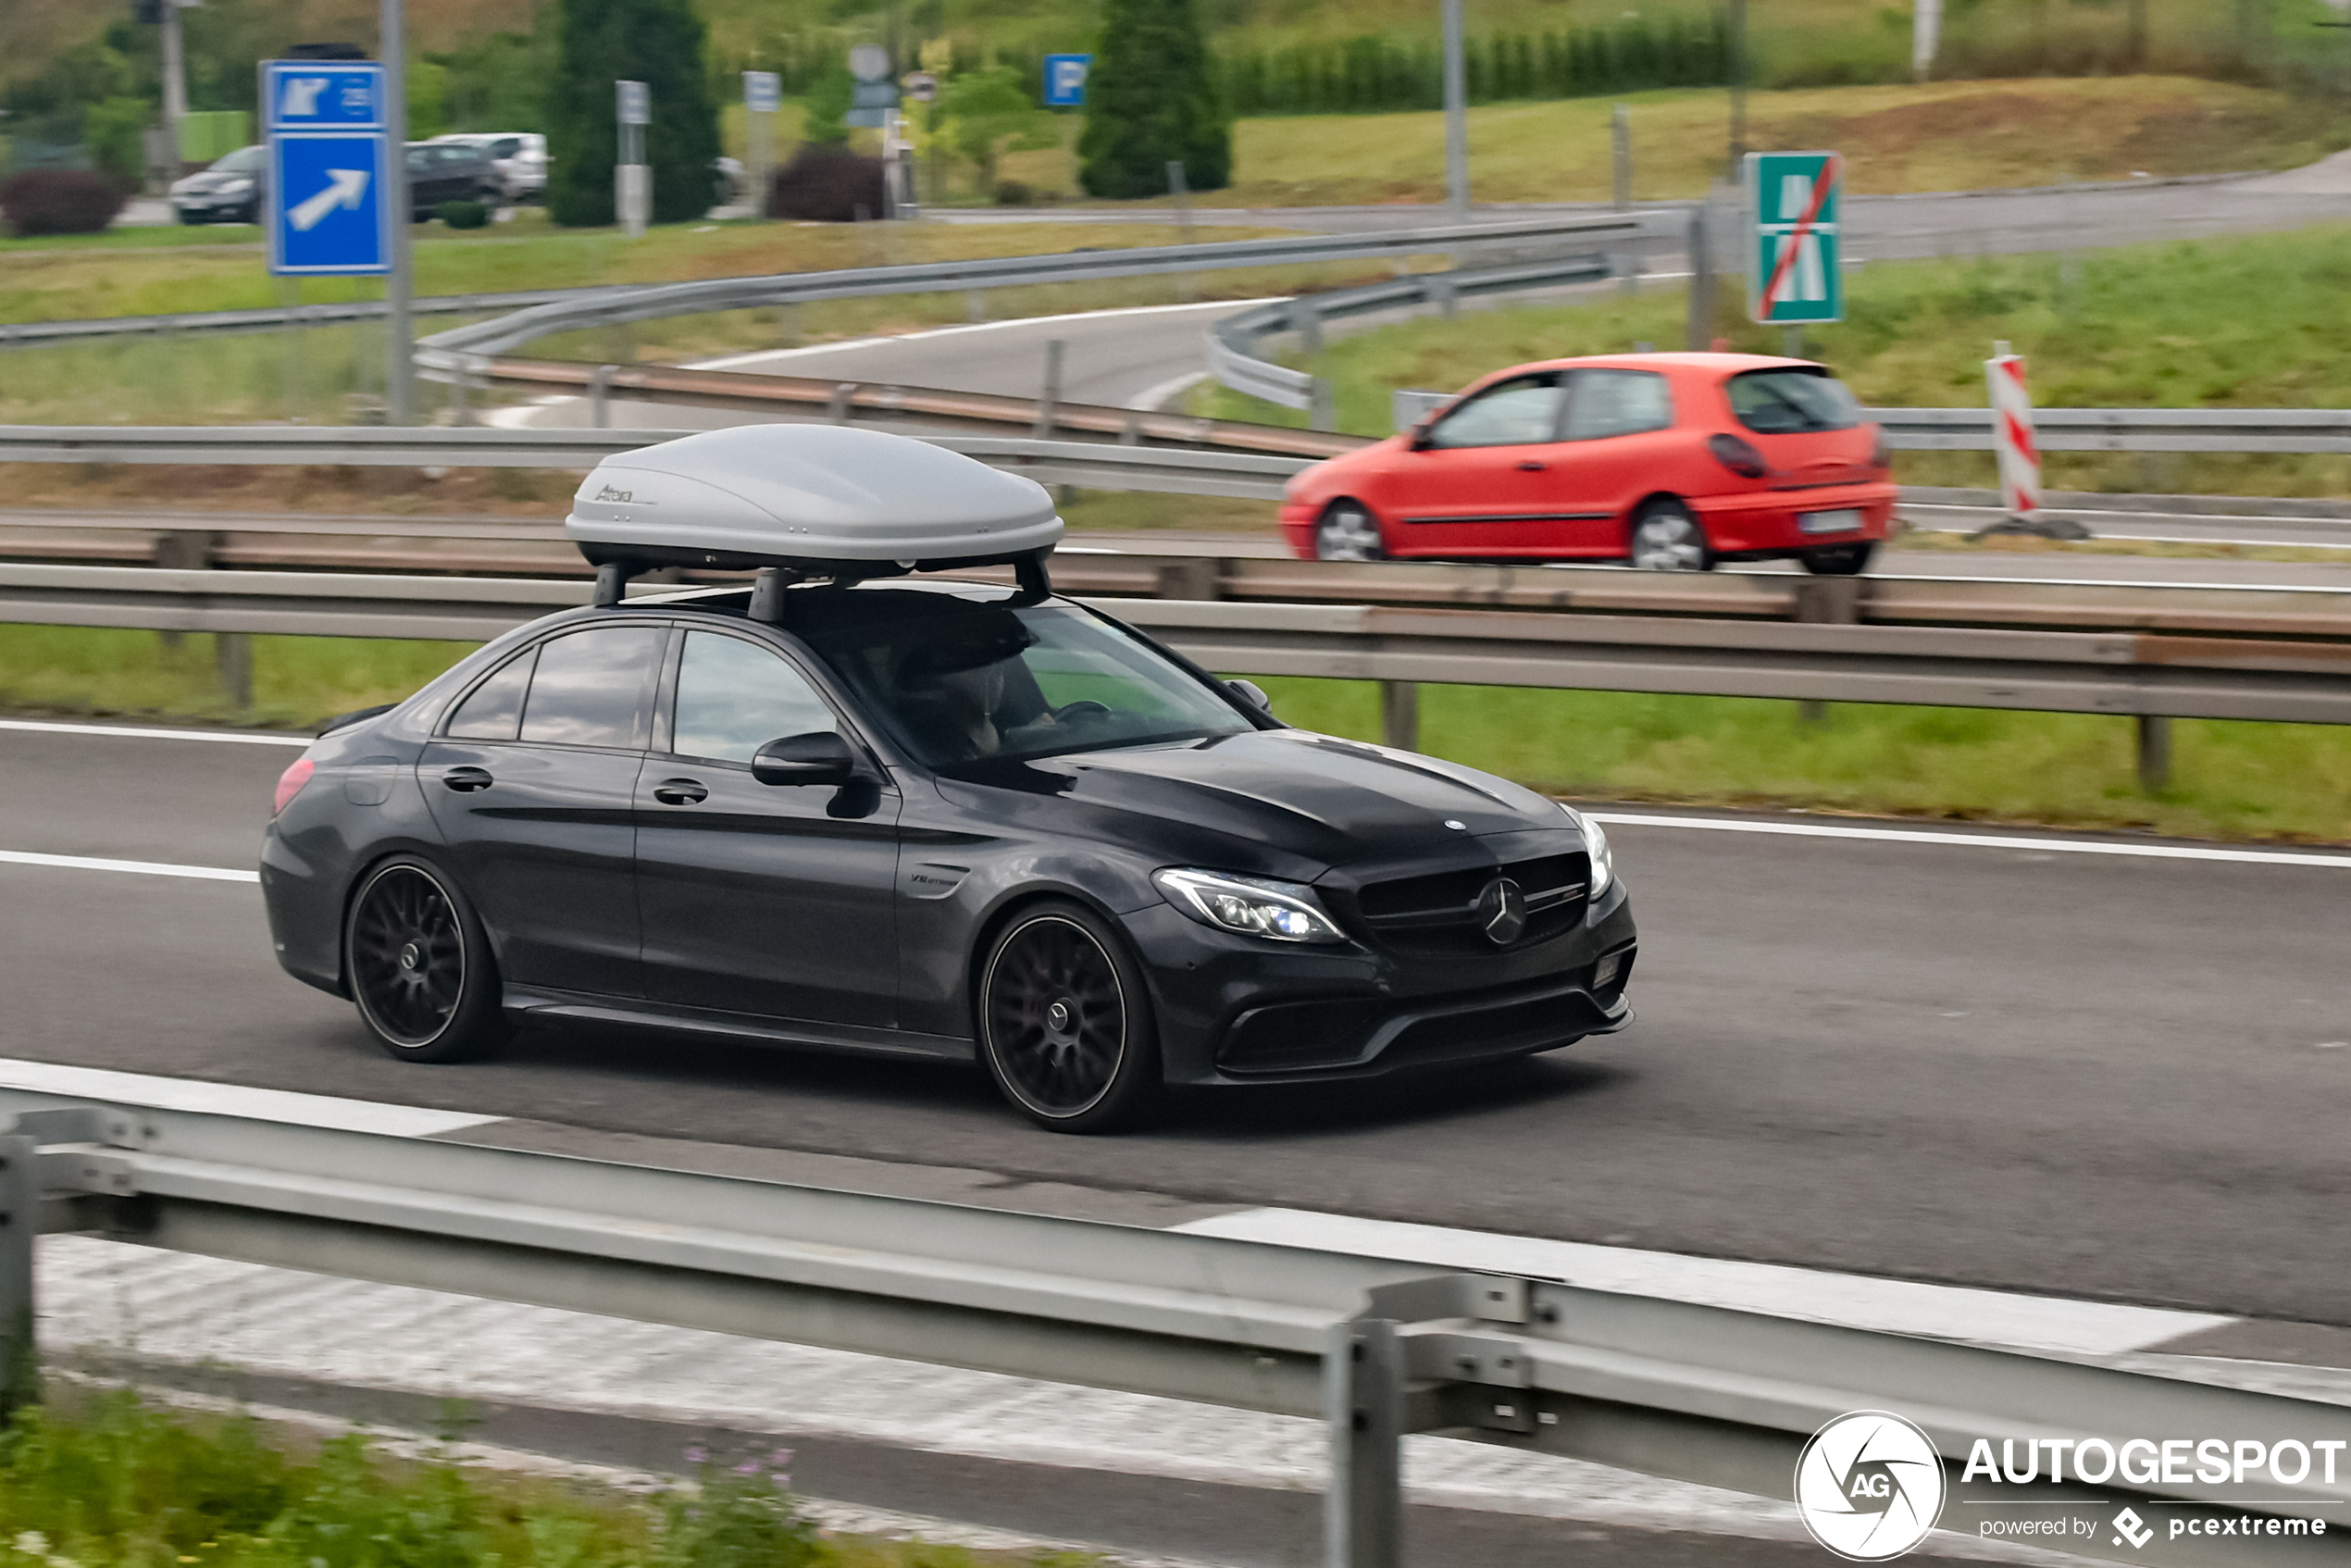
[0,1058,501,1137]
[0,849,259,882]
[0,1058,2244,1363]
[1125,368,1210,413]
[1586,812,2351,868]
[689,296,1282,373]
[0,718,309,746]
[1170,1209,2232,1359]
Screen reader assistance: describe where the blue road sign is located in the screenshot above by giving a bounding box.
[743,70,782,115]
[261,61,386,131]
[269,130,391,275]
[1043,54,1091,107]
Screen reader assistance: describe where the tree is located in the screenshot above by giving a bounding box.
[800,66,854,148]
[546,0,722,227]
[939,68,1057,195]
[1076,0,1231,199]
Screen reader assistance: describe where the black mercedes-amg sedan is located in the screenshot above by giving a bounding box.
[261,426,1634,1131]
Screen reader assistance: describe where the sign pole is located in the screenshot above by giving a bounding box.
[380,0,414,426]
[1440,0,1469,221]
[160,0,190,178]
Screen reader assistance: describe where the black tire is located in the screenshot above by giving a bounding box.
[343,856,509,1064]
[1801,541,1877,576]
[1313,501,1387,562]
[976,900,1161,1133]
[1627,499,1714,572]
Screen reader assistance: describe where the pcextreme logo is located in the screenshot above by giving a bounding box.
[1795,1412,1948,1562]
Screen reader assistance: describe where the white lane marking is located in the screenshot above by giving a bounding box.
[689,296,1281,372]
[1172,1209,2233,1357]
[1126,369,1210,413]
[1586,812,2351,869]
[0,849,259,882]
[0,1059,499,1137]
[0,718,310,747]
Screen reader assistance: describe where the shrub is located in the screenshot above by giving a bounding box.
[765,143,884,221]
[438,199,491,229]
[992,179,1036,206]
[0,168,125,238]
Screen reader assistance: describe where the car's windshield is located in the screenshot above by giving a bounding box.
[210,146,264,175]
[1727,368,1861,433]
[794,591,1253,768]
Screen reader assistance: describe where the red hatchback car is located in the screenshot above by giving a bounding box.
[1280,353,1896,574]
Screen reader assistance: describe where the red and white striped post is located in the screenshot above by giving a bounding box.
[1985,340,2040,521]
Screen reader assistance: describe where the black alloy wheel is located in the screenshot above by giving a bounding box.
[978,902,1159,1133]
[344,857,507,1063]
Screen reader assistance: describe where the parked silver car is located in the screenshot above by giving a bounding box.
[429,132,545,204]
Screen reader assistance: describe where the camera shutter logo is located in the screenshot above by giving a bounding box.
[1795,1412,1947,1561]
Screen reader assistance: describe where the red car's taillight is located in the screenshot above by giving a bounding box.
[272,757,316,816]
[1708,432,1769,479]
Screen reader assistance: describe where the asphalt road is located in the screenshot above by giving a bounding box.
[3,722,2345,1326]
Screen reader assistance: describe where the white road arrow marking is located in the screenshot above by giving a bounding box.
[288,168,370,232]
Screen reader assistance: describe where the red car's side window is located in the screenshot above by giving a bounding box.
[1562,370,1675,441]
[1424,375,1566,449]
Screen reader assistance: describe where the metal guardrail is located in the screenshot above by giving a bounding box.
[1207,255,1623,414]
[2,1093,2344,1568]
[0,286,589,350]
[5,561,2349,730]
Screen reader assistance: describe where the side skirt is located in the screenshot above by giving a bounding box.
[502,987,977,1064]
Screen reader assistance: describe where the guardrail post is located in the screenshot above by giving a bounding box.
[2136,715,2172,791]
[1685,204,1713,352]
[589,365,615,429]
[1153,559,1222,601]
[1791,576,1861,727]
[828,382,857,425]
[0,1132,35,1414]
[216,632,253,710]
[1034,340,1064,438]
[1381,681,1420,752]
[1311,379,1337,433]
[1293,299,1324,357]
[965,288,988,324]
[153,530,216,652]
[1325,1317,1404,1568]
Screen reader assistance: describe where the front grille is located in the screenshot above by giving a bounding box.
[1350,851,1589,956]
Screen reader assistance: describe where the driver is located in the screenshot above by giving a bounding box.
[893,616,1056,761]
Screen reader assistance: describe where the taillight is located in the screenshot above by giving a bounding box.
[272,757,316,816]
[1708,432,1768,479]
[1868,428,1891,470]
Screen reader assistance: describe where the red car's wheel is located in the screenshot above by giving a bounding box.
[1313,502,1386,562]
[1628,500,1714,572]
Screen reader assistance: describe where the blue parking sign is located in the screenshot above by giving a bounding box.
[270,132,391,275]
[1043,54,1090,107]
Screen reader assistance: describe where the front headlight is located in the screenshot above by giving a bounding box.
[1558,802,1614,896]
[219,178,254,194]
[1153,867,1346,944]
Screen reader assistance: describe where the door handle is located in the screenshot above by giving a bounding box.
[653,778,709,806]
[1516,460,1549,472]
[441,766,493,792]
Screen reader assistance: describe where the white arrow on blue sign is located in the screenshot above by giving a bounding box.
[262,58,392,277]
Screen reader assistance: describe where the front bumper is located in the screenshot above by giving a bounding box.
[1693,481,1897,556]
[1124,885,1637,1086]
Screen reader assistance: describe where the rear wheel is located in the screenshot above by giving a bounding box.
[1314,502,1386,562]
[344,856,509,1064]
[1628,500,1713,572]
[977,902,1160,1133]
[1802,542,1877,576]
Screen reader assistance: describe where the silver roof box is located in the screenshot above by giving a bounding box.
[566,424,1063,574]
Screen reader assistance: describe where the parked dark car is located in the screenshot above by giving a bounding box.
[168,145,264,225]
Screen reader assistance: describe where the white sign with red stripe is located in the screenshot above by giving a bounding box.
[1984,342,2041,518]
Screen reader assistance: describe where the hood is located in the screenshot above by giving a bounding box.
[172,171,251,194]
[972,728,1562,877]
[1286,434,1403,500]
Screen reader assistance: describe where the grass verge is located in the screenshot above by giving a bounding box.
[0,1387,1099,1568]
[6,625,2348,844]
[1201,222,2351,498]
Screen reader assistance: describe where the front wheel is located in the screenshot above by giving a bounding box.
[1314,502,1386,562]
[977,902,1161,1133]
[1802,541,1877,576]
[1627,500,1714,572]
[344,856,510,1064]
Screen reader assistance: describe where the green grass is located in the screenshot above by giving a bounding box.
[0,1388,1098,1568]
[1201,221,2351,498]
[6,625,2349,844]
[1003,75,2351,209]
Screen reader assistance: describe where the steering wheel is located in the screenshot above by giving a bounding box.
[1051,700,1113,723]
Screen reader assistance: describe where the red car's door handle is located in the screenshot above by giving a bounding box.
[1516,460,1549,472]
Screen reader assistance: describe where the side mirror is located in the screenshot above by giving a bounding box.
[1226,678,1273,714]
[753,730,857,787]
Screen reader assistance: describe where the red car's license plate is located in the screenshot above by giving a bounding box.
[1798,508,1865,535]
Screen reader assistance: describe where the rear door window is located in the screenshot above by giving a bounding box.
[1562,369,1674,440]
[444,649,536,740]
[1424,373,1566,449]
[518,626,667,749]
[1728,368,1861,433]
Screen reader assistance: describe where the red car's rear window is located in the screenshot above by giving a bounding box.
[1727,368,1861,434]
